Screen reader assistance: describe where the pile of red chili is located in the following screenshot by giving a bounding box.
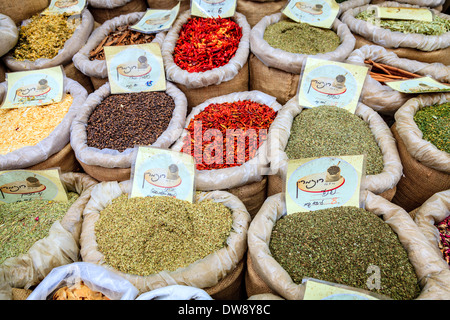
[436,216,450,266]
[173,17,242,73]
[182,100,277,170]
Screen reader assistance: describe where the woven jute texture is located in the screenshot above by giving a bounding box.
[88,0,148,24]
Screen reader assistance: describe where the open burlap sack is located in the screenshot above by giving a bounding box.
[161,10,251,113]
[87,0,148,24]
[266,96,402,200]
[70,81,188,182]
[80,180,251,297]
[340,2,450,65]
[236,0,288,28]
[0,14,18,58]
[247,191,450,300]
[2,9,94,72]
[72,11,166,90]
[146,0,190,11]
[391,93,450,212]
[346,44,450,115]
[0,0,49,26]
[0,77,88,171]
[338,0,371,16]
[249,13,355,105]
[0,172,98,300]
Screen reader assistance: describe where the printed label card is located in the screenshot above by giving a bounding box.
[1,66,64,110]
[42,0,87,15]
[282,0,340,29]
[385,76,450,94]
[191,0,237,18]
[297,58,369,114]
[104,43,166,94]
[302,279,382,300]
[285,155,364,214]
[367,5,433,22]
[0,169,68,204]
[130,3,180,34]
[130,146,196,202]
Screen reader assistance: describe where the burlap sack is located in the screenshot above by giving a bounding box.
[70,81,188,182]
[266,96,403,199]
[72,11,166,90]
[2,9,94,72]
[0,14,18,58]
[346,44,450,115]
[80,180,251,296]
[87,0,148,24]
[338,0,370,16]
[161,10,251,112]
[391,93,450,212]
[136,285,212,300]
[340,2,450,56]
[247,191,450,300]
[249,13,355,105]
[146,0,190,11]
[0,77,88,170]
[0,0,49,25]
[236,0,288,27]
[0,172,98,300]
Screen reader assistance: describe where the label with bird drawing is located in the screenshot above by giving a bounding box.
[191,0,237,18]
[41,0,86,15]
[282,0,340,29]
[130,3,180,34]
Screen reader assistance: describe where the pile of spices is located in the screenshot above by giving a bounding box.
[285,106,384,175]
[52,281,110,300]
[182,100,277,170]
[95,195,233,276]
[365,59,422,84]
[356,10,450,36]
[269,206,421,300]
[0,192,79,264]
[0,94,73,155]
[173,17,242,73]
[86,91,175,152]
[413,102,449,154]
[89,25,156,60]
[12,13,79,61]
[263,20,340,55]
[436,215,450,266]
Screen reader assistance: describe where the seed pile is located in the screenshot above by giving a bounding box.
[86,91,175,152]
[95,195,233,276]
[263,20,340,55]
[269,206,421,300]
[0,192,79,264]
[436,215,450,266]
[413,102,449,154]
[285,106,384,175]
[12,13,78,61]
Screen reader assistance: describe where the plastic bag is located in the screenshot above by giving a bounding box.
[0,77,88,170]
[80,180,250,294]
[0,14,18,58]
[26,262,139,300]
[136,285,213,300]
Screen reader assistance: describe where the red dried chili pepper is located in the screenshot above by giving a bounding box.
[182,100,277,170]
[173,17,242,73]
[436,215,450,266]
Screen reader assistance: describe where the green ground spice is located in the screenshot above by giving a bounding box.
[414,102,450,154]
[94,195,233,276]
[263,20,341,54]
[269,206,421,300]
[285,106,384,175]
[0,192,79,264]
[356,10,450,36]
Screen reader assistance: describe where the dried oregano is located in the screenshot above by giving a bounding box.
[414,102,449,154]
[94,195,233,276]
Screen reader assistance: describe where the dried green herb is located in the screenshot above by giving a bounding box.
[263,20,341,55]
[269,206,421,300]
[95,195,233,276]
[0,192,79,264]
[414,102,450,153]
[356,10,450,36]
[285,106,384,175]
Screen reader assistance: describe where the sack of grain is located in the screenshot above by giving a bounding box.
[0,172,98,300]
[0,14,18,58]
[346,44,450,115]
[247,191,450,300]
[0,77,88,171]
[87,0,148,24]
[70,81,187,182]
[161,10,251,113]
[236,0,288,28]
[249,13,355,105]
[391,93,450,212]
[266,96,402,200]
[80,180,251,298]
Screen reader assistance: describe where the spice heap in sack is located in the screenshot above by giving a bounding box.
[182,100,277,170]
[52,281,110,300]
[94,195,233,276]
[269,206,421,300]
[436,215,450,266]
[173,17,242,73]
[0,192,80,264]
[364,59,422,84]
